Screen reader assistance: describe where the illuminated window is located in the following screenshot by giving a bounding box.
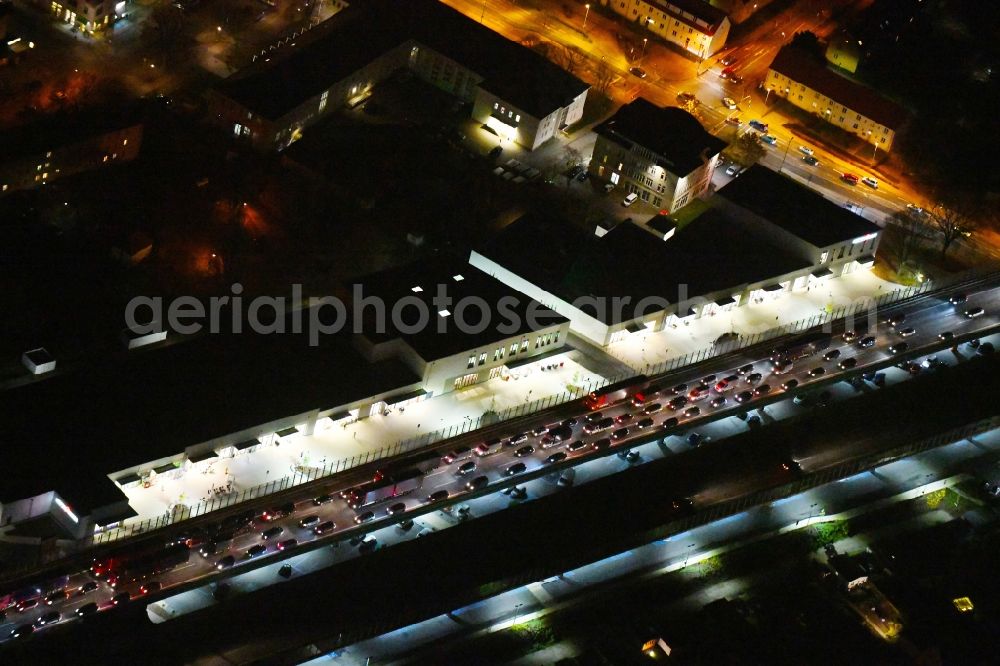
[515,114,520,122]
[467,355,475,369]
[411,285,423,292]
[123,139,128,146]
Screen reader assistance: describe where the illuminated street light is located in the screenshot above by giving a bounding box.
[583,3,590,29]
[641,37,648,59]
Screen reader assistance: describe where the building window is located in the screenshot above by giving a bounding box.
[520,338,528,352]
[509,342,518,355]
[478,352,486,366]
[467,355,475,369]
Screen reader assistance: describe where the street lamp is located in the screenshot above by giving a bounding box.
[764,86,773,105]
[779,136,793,172]
[583,3,590,29]
[512,602,524,626]
[641,37,648,59]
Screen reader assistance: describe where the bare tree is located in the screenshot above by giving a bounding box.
[929,205,979,258]
[722,131,765,167]
[594,58,615,96]
[887,210,926,268]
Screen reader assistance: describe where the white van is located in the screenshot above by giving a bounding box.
[622,192,639,207]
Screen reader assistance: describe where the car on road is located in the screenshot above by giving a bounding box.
[642,402,663,415]
[720,54,738,66]
[949,293,967,305]
[753,384,771,397]
[938,331,954,342]
[683,406,701,419]
[964,307,985,318]
[629,66,647,78]
[823,349,841,361]
[838,357,857,370]
[261,504,295,522]
[246,544,267,559]
[34,611,60,627]
[807,367,826,378]
[748,120,768,132]
[546,451,567,464]
[622,192,639,207]
[277,538,298,551]
[897,327,916,337]
[262,526,283,540]
[709,396,727,409]
[592,438,612,452]
[670,383,689,395]
[798,146,814,156]
[10,624,34,639]
[745,372,763,384]
[44,590,68,605]
[688,386,710,401]
[861,176,879,189]
[858,336,876,349]
[386,502,407,516]
[886,313,906,327]
[668,396,688,411]
[567,440,589,453]
[802,155,819,166]
[725,116,741,127]
[466,475,489,492]
[677,91,697,104]
[216,555,236,570]
[139,581,162,595]
[761,134,778,145]
[662,416,680,430]
[298,514,320,528]
[841,173,859,185]
[781,379,799,391]
[515,445,535,457]
[443,446,473,464]
[111,591,130,606]
[78,581,99,596]
[735,390,753,403]
[614,413,634,425]
[313,494,334,506]
[888,342,909,355]
[353,512,374,525]
[456,461,477,475]
[611,427,630,442]
[781,460,803,473]
[76,602,99,618]
[723,72,743,84]
[636,417,655,429]
[843,330,859,342]
[427,489,450,502]
[505,462,527,476]
[737,363,754,375]
[714,376,738,392]
[722,97,737,109]
[16,598,38,613]
[725,164,740,176]
[314,520,337,534]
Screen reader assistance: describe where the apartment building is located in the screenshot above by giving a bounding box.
[589,99,727,211]
[208,0,588,151]
[766,45,906,151]
[599,0,730,58]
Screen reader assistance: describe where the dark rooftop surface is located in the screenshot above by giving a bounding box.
[0,103,144,161]
[217,0,588,121]
[718,165,882,248]
[351,256,568,362]
[0,324,417,511]
[656,0,729,31]
[768,45,908,129]
[478,212,809,325]
[594,99,727,175]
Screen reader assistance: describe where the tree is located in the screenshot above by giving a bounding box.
[722,131,766,167]
[789,31,824,61]
[594,58,615,96]
[142,4,188,65]
[928,204,979,258]
[559,145,583,188]
[552,44,586,75]
[887,209,927,268]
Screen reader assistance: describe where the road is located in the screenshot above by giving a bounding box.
[3,277,997,644]
[443,0,932,227]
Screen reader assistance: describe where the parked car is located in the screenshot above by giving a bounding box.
[622,192,639,207]
[761,134,778,145]
[722,96,737,109]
